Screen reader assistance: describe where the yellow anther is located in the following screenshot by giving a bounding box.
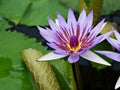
[67,42,81,52]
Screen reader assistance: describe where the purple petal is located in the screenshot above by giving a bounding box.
[76,48,88,54]
[95,30,113,43]
[48,18,60,31]
[37,52,67,61]
[78,9,86,28]
[53,50,68,55]
[95,50,120,62]
[57,13,67,28]
[47,42,60,50]
[37,26,56,42]
[67,8,77,35]
[79,10,93,39]
[89,19,105,37]
[80,50,111,66]
[82,11,93,32]
[89,30,113,49]
[107,37,120,51]
[114,30,120,42]
[68,54,79,63]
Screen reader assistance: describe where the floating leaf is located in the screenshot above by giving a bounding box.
[102,0,120,15]
[0,17,11,30]
[0,0,31,24]
[20,0,68,26]
[0,30,47,66]
[50,60,77,90]
[0,57,38,90]
[0,30,48,90]
[59,0,79,12]
[0,57,12,72]
[21,48,61,90]
[0,0,68,26]
[0,30,76,89]
[0,57,12,77]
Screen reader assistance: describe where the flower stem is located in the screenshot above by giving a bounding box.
[74,62,83,90]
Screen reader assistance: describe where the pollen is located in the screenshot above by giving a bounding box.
[67,42,81,52]
[67,35,82,52]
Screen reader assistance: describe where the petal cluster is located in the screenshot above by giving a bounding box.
[95,30,120,89]
[37,8,112,65]
[95,30,120,62]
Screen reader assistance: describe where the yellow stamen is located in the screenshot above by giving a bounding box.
[67,42,81,52]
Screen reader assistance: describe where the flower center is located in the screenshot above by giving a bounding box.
[67,35,81,52]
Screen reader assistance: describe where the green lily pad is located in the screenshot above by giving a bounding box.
[50,60,77,90]
[0,30,76,90]
[0,0,68,26]
[0,17,11,30]
[59,0,79,12]
[0,30,48,90]
[0,57,12,72]
[20,0,68,26]
[102,0,120,15]
[0,0,31,24]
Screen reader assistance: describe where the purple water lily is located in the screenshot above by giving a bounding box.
[95,30,120,89]
[37,8,112,65]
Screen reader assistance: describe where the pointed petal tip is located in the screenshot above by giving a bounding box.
[68,8,73,12]
[36,55,50,61]
[95,50,120,62]
[68,54,79,63]
[37,26,40,30]
[115,85,119,90]
[57,13,61,18]
[106,62,111,66]
[115,77,120,90]
[89,10,93,15]
[100,18,105,25]
[36,58,48,62]
[87,10,93,20]
[80,8,86,15]
[47,17,51,22]
[81,8,86,12]
[37,26,41,29]
[47,16,50,20]
[68,8,74,15]
[47,17,54,24]
[36,52,67,61]
[37,26,45,32]
[80,50,111,66]
[101,18,105,22]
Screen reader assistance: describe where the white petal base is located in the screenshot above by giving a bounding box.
[80,50,111,66]
[37,52,67,61]
[115,76,120,89]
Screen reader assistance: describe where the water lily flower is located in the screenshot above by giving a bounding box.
[95,30,120,89]
[37,8,113,65]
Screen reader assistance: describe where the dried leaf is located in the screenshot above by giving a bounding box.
[101,22,119,38]
[87,0,103,25]
[21,48,60,90]
[79,0,87,12]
